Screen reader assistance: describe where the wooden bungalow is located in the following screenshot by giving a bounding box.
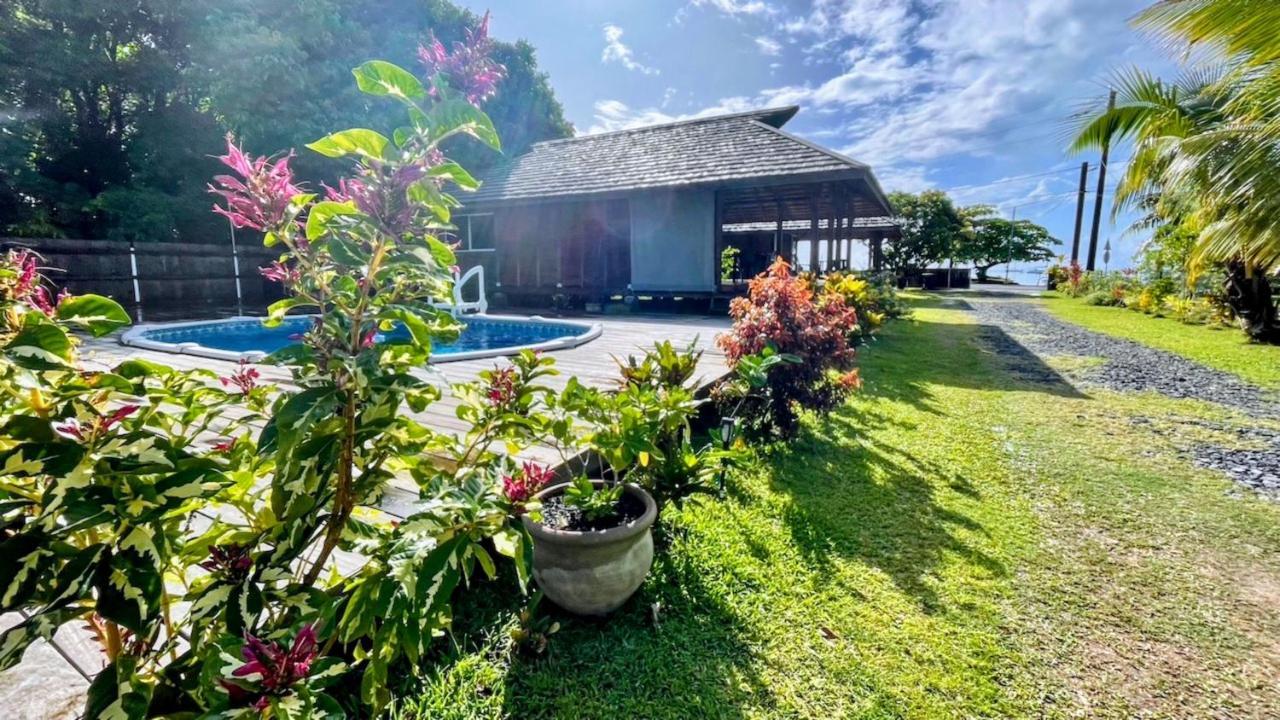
[454,106,899,303]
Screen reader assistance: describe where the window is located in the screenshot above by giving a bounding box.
[468,215,495,250]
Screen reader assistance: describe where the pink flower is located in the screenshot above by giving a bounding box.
[233,625,318,693]
[486,366,517,408]
[11,249,38,299]
[259,260,300,285]
[417,11,506,105]
[212,438,236,453]
[53,405,139,442]
[360,330,377,349]
[220,361,261,395]
[502,461,555,509]
[201,543,254,579]
[209,134,303,233]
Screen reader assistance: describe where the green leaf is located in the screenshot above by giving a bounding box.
[55,294,131,337]
[426,236,457,269]
[265,298,305,327]
[95,549,162,633]
[0,608,77,672]
[422,99,501,151]
[306,200,359,241]
[353,60,427,102]
[427,162,480,191]
[382,307,435,349]
[327,235,368,267]
[5,314,72,369]
[85,656,153,720]
[306,128,391,160]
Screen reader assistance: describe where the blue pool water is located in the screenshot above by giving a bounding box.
[136,315,596,358]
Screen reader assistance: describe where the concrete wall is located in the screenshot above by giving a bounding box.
[628,189,715,292]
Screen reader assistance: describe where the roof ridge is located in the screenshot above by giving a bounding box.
[534,105,800,148]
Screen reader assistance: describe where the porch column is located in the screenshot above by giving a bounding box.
[807,195,818,271]
[774,196,783,261]
[714,190,724,287]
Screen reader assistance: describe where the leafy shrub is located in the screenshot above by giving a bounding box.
[0,250,266,713]
[717,258,861,439]
[820,271,907,344]
[1084,290,1121,306]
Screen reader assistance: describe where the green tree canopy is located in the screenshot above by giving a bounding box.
[0,0,573,243]
[957,209,1059,281]
[884,190,968,274]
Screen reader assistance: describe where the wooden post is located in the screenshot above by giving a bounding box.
[714,190,725,288]
[807,194,819,272]
[1086,89,1116,271]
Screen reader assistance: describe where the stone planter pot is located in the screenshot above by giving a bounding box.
[522,481,657,616]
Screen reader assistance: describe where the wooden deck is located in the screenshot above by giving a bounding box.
[0,313,732,714]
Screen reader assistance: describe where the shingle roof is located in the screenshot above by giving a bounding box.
[467,106,890,212]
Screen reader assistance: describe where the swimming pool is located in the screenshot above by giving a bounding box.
[120,314,603,363]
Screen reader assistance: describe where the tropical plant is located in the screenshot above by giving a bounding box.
[820,271,907,344]
[717,258,861,439]
[1071,0,1280,341]
[0,249,268,714]
[194,20,548,715]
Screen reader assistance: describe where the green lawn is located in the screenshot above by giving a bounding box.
[393,296,1280,719]
[1041,293,1280,389]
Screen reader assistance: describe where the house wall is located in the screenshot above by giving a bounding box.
[628,189,716,292]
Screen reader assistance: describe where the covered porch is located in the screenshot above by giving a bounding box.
[715,177,899,288]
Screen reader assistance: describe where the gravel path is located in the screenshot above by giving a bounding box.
[958,294,1280,496]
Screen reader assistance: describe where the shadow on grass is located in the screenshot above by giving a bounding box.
[859,312,1086,417]
[398,535,772,720]
[761,408,1006,614]
[753,307,1071,613]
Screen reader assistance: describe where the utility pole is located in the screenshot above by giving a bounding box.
[1070,161,1088,263]
[1086,89,1116,271]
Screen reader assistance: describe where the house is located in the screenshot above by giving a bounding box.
[453,106,898,303]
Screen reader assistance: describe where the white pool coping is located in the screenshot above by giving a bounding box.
[119,313,605,364]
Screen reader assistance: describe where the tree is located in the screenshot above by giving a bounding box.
[189,0,572,180]
[0,0,219,240]
[884,190,968,274]
[1072,0,1280,342]
[0,0,573,243]
[959,211,1059,282]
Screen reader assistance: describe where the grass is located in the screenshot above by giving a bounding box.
[393,295,1280,719]
[1041,293,1280,389]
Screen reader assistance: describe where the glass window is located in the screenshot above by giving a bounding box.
[469,215,495,250]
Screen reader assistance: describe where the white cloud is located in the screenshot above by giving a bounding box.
[587,97,757,134]
[601,24,659,75]
[689,0,774,17]
[754,35,782,55]
[670,0,1162,194]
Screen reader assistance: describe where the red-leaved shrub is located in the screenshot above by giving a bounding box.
[717,257,861,438]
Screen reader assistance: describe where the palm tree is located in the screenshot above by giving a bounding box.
[1071,0,1280,341]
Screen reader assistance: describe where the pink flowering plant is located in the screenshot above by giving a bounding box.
[193,15,565,714]
[0,250,271,716]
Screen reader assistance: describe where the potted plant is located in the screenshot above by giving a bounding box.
[522,475,658,616]
[518,378,662,615]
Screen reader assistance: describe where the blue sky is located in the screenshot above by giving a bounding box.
[473,0,1178,271]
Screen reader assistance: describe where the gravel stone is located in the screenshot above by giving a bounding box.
[954,295,1280,498]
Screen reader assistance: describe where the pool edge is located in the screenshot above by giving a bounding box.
[119,314,604,365]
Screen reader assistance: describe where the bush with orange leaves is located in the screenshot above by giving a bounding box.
[716,258,862,438]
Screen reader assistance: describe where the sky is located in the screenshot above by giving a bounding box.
[471,0,1181,274]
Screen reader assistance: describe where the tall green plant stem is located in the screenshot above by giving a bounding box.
[302,233,391,587]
